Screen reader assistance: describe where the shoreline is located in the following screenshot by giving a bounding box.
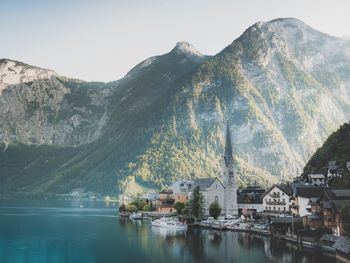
[191,222,336,258]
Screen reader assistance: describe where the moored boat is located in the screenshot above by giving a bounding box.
[130,212,143,220]
[151,217,187,230]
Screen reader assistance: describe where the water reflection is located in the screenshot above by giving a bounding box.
[0,200,336,263]
[121,220,336,263]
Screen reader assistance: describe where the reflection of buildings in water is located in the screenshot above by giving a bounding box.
[263,237,272,259]
[151,226,186,238]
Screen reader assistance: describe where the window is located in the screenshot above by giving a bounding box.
[283,207,286,211]
[170,209,172,213]
[282,193,285,196]
[273,207,276,211]
[215,196,218,202]
[229,172,234,175]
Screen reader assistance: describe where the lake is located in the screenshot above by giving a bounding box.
[0,200,335,263]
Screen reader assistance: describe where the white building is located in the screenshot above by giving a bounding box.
[237,186,265,215]
[262,184,293,214]
[307,174,326,186]
[191,177,225,215]
[291,185,325,217]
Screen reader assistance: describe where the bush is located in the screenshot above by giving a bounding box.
[130,199,148,211]
[209,201,221,219]
[127,204,138,213]
[143,204,151,211]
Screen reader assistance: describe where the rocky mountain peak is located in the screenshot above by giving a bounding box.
[171,41,205,58]
[0,58,57,94]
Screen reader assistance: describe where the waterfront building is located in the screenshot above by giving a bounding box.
[190,177,225,215]
[262,184,293,214]
[169,180,192,203]
[291,185,326,217]
[237,186,265,216]
[221,121,238,215]
[155,190,175,213]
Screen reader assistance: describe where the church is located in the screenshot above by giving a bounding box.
[188,121,238,216]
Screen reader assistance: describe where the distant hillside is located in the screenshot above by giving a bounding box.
[303,122,350,174]
[303,122,350,188]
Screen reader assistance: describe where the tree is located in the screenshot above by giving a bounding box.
[209,201,221,219]
[119,204,126,213]
[339,202,350,237]
[143,204,151,211]
[187,186,204,219]
[127,204,138,213]
[130,199,148,211]
[174,202,185,215]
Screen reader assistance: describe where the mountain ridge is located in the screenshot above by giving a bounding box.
[1,17,350,195]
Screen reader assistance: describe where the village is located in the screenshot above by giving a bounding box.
[119,123,350,263]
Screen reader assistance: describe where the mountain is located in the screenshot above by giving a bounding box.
[1,18,350,196]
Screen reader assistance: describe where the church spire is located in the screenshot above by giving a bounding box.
[224,120,234,166]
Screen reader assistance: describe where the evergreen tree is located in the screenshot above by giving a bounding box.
[187,186,204,219]
[339,202,350,237]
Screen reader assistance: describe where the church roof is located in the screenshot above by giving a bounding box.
[192,177,224,190]
[224,121,234,166]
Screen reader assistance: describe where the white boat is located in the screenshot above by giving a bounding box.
[151,217,187,230]
[130,212,143,220]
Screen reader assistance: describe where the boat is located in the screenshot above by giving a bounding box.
[151,217,187,230]
[130,212,143,220]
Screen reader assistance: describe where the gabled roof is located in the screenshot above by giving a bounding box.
[192,177,224,190]
[333,236,350,254]
[294,186,325,198]
[332,189,350,199]
[237,192,264,204]
[262,184,293,198]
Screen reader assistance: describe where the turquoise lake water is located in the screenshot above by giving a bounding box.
[0,200,335,263]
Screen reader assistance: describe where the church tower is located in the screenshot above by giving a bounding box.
[222,121,238,215]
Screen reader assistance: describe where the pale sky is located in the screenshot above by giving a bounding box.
[1,0,349,82]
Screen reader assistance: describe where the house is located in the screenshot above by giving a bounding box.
[307,174,327,186]
[190,177,225,215]
[291,185,326,217]
[169,180,193,203]
[237,186,265,216]
[262,184,293,214]
[333,236,350,263]
[155,190,175,213]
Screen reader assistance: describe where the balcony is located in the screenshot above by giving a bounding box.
[265,200,286,206]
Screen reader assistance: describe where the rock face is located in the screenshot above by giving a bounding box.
[0,59,114,147]
[1,18,350,195]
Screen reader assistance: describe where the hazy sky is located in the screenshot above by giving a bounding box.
[1,0,349,82]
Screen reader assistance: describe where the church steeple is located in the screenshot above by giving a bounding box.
[224,120,234,167]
